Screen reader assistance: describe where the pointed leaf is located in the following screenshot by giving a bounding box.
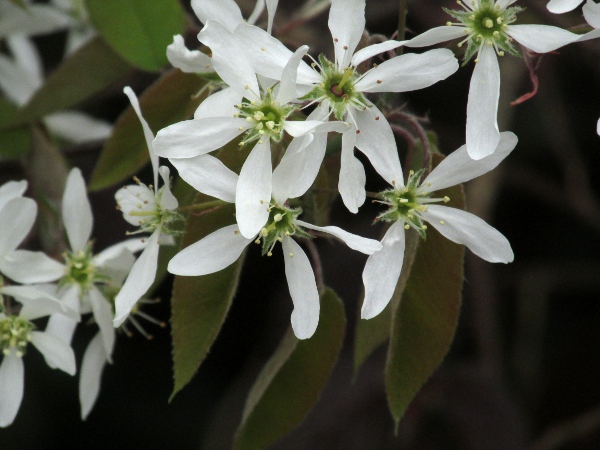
[385,153,466,428]
[233,288,346,450]
[86,0,185,71]
[89,69,206,191]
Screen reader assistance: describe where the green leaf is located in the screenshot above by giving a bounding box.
[234,288,346,450]
[385,153,466,428]
[85,0,185,71]
[0,99,30,159]
[10,37,132,126]
[89,69,206,191]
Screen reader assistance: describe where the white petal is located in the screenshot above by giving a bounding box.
[44,285,80,351]
[422,205,514,263]
[0,53,38,106]
[507,25,580,53]
[355,48,458,93]
[265,0,279,34]
[276,45,309,105]
[123,86,158,187]
[247,0,266,25]
[113,231,160,327]
[0,4,70,39]
[171,154,238,203]
[63,168,93,252]
[191,0,244,31]
[236,139,272,238]
[88,287,115,361]
[421,131,518,191]
[30,331,76,375]
[0,250,65,284]
[466,45,500,160]
[282,238,319,339]
[0,197,36,256]
[597,117,600,136]
[1,285,78,321]
[194,87,241,120]
[153,117,250,158]
[547,0,584,14]
[272,134,320,203]
[167,34,214,74]
[329,0,366,69]
[296,220,382,254]
[0,353,24,428]
[115,184,157,226]
[283,119,349,137]
[44,111,112,144]
[577,27,600,41]
[158,166,178,210]
[168,224,252,276]
[403,26,466,48]
[0,180,27,211]
[495,0,519,7]
[353,106,403,186]
[198,20,260,97]
[351,40,406,67]
[94,238,144,267]
[338,131,366,214]
[361,221,405,320]
[6,35,43,87]
[584,0,600,28]
[79,332,107,420]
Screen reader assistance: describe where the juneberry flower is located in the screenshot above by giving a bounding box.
[361,132,517,320]
[403,0,580,159]
[579,1,600,41]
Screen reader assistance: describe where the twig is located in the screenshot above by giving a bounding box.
[396,0,408,56]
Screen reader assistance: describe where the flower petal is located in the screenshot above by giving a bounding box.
[403,26,466,48]
[0,180,27,211]
[6,35,43,89]
[361,221,405,320]
[276,45,309,105]
[31,331,76,375]
[578,27,600,42]
[1,285,78,321]
[265,0,279,34]
[351,40,406,67]
[44,111,112,145]
[44,285,80,352]
[191,0,244,31]
[584,0,600,28]
[0,353,24,428]
[158,166,178,210]
[547,0,584,14]
[0,197,36,257]
[296,220,382,254]
[282,237,320,339]
[171,154,238,203]
[422,205,514,263]
[79,332,107,420]
[421,131,518,191]
[167,34,214,74]
[194,87,242,120]
[0,250,65,284]
[355,48,458,93]
[89,287,116,361]
[63,168,93,252]
[168,224,252,276]
[328,0,366,69]
[507,25,580,53]
[338,131,366,214]
[115,184,156,226]
[0,4,70,39]
[466,45,500,160]
[113,231,160,328]
[153,117,249,158]
[236,139,272,238]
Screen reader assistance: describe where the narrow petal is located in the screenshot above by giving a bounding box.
[93,239,143,268]
[168,224,251,276]
[44,112,112,145]
[113,231,160,328]
[167,35,214,74]
[353,106,403,186]
[191,0,244,31]
[265,0,279,34]
[30,331,76,375]
[44,285,80,352]
[283,119,349,137]
[403,26,466,48]
[247,0,266,25]
[0,197,37,256]
[0,180,27,211]
[158,166,178,210]
[547,0,584,14]
[0,4,70,39]
[466,45,500,160]
[0,353,24,428]
[282,238,320,339]
[171,154,238,203]
[296,220,382,254]
[361,221,405,320]
[194,87,241,120]
[495,0,519,7]
[422,205,514,263]
[0,53,37,106]
[355,48,458,93]
[597,117,600,136]
[507,25,580,53]
[276,45,309,105]
[351,40,406,67]
[338,131,366,214]
[79,332,107,420]
[236,139,272,238]
[6,36,43,88]
[153,117,249,158]
[577,27,600,42]
[89,287,116,361]
[63,168,93,252]
[0,250,65,284]
[2,285,78,321]
[421,131,518,191]
[584,0,600,28]
[329,0,366,69]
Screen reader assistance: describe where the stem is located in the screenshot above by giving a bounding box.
[396,0,408,55]
[177,200,226,213]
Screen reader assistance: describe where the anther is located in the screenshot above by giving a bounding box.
[443,196,450,203]
[439,220,445,225]
[274,213,283,222]
[404,224,410,230]
[376,80,382,84]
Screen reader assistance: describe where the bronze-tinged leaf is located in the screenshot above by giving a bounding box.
[233,288,346,450]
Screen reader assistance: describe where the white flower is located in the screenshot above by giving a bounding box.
[0,35,111,144]
[0,287,78,427]
[233,0,458,212]
[403,0,580,160]
[361,132,517,320]
[112,87,180,328]
[49,0,96,54]
[547,0,585,13]
[579,1,600,41]
[0,0,70,39]
[167,144,382,339]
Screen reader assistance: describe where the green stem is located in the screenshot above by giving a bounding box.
[177,200,227,213]
[396,0,408,56]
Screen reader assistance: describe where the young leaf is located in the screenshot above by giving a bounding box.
[11,37,132,126]
[0,98,30,159]
[233,288,346,450]
[385,153,466,428]
[86,0,185,71]
[89,70,206,191]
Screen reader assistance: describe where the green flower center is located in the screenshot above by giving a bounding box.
[1,316,33,357]
[254,202,312,256]
[60,244,107,293]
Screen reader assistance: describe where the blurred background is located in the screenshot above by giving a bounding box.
[1,0,600,448]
